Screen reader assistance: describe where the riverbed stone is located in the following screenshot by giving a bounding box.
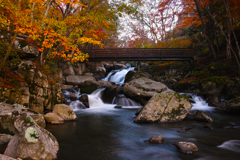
[145,135,164,144]
[194,110,213,123]
[123,78,169,105]
[174,142,198,154]
[4,114,59,160]
[53,104,77,121]
[134,93,192,123]
[0,134,13,145]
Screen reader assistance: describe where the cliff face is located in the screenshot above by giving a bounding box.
[0,60,63,114]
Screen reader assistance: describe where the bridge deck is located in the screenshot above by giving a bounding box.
[80,48,193,61]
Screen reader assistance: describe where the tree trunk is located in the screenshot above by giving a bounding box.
[194,0,217,59]
[223,0,240,59]
[0,32,18,72]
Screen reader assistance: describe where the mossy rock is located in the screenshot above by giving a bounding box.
[202,76,234,85]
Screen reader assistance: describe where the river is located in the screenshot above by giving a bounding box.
[46,67,240,160]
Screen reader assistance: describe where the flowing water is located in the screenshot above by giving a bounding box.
[46,67,240,160]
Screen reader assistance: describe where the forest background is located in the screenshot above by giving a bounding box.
[0,0,240,86]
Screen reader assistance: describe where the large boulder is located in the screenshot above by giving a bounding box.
[53,104,77,121]
[124,71,149,83]
[0,102,46,134]
[134,93,192,123]
[222,97,240,114]
[4,114,59,160]
[123,78,171,105]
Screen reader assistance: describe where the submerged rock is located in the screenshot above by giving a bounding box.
[4,114,59,160]
[145,135,164,144]
[123,78,170,105]
[174,142,198,154]
[134,93,192,123]
[194,110,213,123]
[53,104,77,121]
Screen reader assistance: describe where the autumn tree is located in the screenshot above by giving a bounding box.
[0,0,118,73]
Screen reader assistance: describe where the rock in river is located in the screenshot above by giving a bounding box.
[145,135,164,144]
[134,93,192,123]
[123,77,173,105]
[53,104,77,121]
[174,142,198,154]
[194,110,213,123]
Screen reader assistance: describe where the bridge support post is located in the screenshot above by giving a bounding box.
[137,61,141,72]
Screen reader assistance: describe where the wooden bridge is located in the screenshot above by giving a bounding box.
[80,48,193,61]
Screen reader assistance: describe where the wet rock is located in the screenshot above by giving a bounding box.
[0,102,46,134]
[4,114,59,160]
[177,127,193,133]
[102,85,118,103]
[194,110,213,123]
[123,78,169,105]
[174,142,198,154]
[114,106,122,109]
[145,135,164,144]
[0,154,21,160]
[0,134,13,145]
[134,93,192,123]
[135,107,143,116]
[223,97,240,114]
[53,104,77,121]
[44,113,64,124]
[79,94,89,108]
[70,93,77,101]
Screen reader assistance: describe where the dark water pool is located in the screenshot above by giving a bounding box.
[46,107,240,160]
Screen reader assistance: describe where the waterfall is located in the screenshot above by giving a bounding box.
[102,66,135,85]
[180,93,215,111]
[112,94,141,107]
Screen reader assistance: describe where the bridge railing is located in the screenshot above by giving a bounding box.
[80,48,193,59]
